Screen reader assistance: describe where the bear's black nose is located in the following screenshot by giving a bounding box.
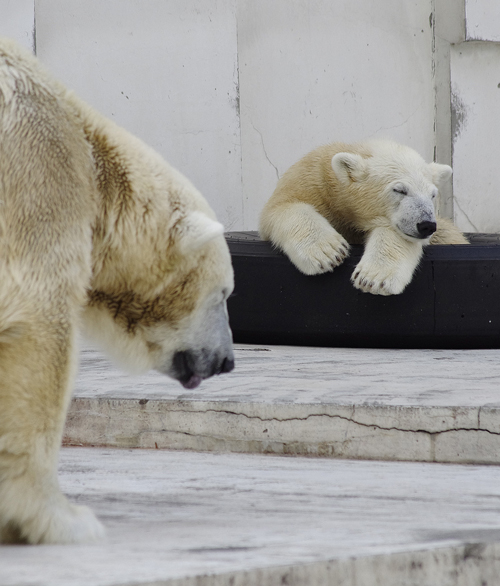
[220,356,235,374]
[212,356,235,376]
[173,350,196,381]
[417,221,437,238]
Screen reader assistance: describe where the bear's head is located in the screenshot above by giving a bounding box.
[331,140,452,241]
[84,210,234,390]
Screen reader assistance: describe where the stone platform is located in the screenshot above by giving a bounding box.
[67,343,500,464]
[2,447,500,586]
[3,342,500,585]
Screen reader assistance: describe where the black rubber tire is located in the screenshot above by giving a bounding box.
[226,232,500,349]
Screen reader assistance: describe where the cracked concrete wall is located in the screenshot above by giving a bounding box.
[443,0,500,233]
[450,40,500,233]
[432,0,465,219]
[237,0,437,229]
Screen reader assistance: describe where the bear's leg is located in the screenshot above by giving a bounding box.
[260,202,350,275]
[351,227,424,295]
[430,217,469,245]
[0,303,105,544]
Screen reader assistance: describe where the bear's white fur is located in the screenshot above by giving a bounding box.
[0,38,234,544]
[260,140,468,295]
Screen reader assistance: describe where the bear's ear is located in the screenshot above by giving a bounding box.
[429,162,452,185]
[176,211,224,254]
[331,153,368,184]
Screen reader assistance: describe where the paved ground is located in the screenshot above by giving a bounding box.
[4,342,500,585]
[3,448,500,586]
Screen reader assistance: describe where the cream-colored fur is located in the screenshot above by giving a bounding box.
[0,38,234,544]
[260,140,468,295]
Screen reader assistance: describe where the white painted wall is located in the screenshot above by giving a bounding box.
[36,0,243,231]
[237,0,436,229]
[0,0,34,50]
[466,0,500,41]
[451,42,500,233]
[449,0,500,233]
[0,0,498,232]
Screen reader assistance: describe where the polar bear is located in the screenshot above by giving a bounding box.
[0,39,234,544]
[259,140,468,295]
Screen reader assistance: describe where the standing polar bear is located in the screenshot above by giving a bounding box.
[260,140,468,295]
[0,39,234,544]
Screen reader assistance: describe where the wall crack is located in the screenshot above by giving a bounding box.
[454,197,480,232]
[195,408,500,437]
[249,121,279,179]
[71,400,500,438]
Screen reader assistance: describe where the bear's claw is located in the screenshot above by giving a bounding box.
[351,268,407,296]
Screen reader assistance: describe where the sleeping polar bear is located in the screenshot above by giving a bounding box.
[260,140,468,295]
[0,38,234,544]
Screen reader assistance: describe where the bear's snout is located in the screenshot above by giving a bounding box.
[416,221,437,239]
[172,348,234,389]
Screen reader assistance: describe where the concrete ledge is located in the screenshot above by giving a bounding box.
[4,448,500,586]
[67,344,500,464]
[65,396,500,463]
[165,544,500,586]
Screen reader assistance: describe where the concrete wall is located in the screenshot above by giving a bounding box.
[0,0,498,232]
[450,0,500,233]
[1,0,34,50]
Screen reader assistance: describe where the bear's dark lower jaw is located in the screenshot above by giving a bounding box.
[399,230,428,242]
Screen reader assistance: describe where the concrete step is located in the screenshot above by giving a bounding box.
[3,447,500,586]
[69,343,500,464]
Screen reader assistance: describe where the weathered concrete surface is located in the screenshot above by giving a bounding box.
[68,344,500,464]
[451,41,500,233]
[3,448,500,586]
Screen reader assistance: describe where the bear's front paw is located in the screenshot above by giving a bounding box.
[25,502,106,545]
[287,236,350,276]
[351,262,410,296]
[43,503,105,545]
